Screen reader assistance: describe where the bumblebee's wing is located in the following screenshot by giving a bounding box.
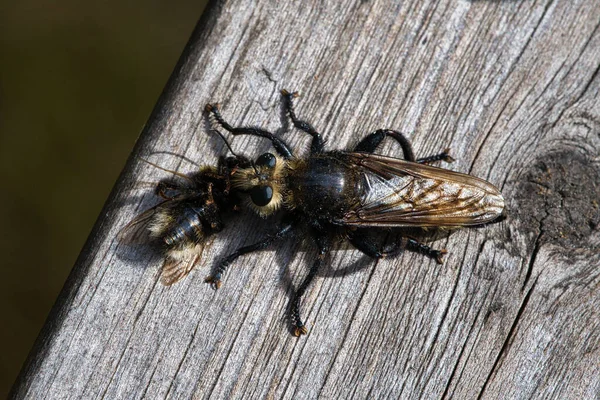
[160,246,203,285]
[341,153,505,227]
[117,200,171,244]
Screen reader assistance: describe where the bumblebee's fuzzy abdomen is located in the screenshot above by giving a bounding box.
[289,154,359,219]
[160,201,224,248]
[163,208,204,246]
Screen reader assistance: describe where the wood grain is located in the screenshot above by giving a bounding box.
[11,0,600,398]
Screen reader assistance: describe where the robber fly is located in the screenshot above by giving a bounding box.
[121,89,505,336]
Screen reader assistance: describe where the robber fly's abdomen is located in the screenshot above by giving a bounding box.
[341,153,505,228]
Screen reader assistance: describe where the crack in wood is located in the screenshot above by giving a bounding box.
[522,215,544,292]
[477,276,538,400]
[440,295,488,400]
[317,261,379,396]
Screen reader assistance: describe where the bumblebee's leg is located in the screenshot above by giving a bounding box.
[205,222,295,288]
[290,233,332,336]
[281,89,325,154]
[205,104,294,159]
[353,129,416,161]
[416,148,455,164]
[156,180,184,199]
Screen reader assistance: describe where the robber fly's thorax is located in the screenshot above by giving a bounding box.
[287,153,361,219]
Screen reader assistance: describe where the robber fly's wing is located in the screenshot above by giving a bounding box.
[117,200,171,244]
[341,153,504,228]
[160,247,203,285]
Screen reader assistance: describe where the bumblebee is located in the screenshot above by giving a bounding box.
[122,90,505,336]
[119,153,250,284]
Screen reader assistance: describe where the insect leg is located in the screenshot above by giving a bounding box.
[353,129,416,161]
[281,89,325,154]
[416,148,455,164]
[205,222,295,288]
[205,104,294,159]
[349,231,446,264]
[155,180,184,199]
[347,230,402,258]
[290,232,332,336]
[405,238,447,264]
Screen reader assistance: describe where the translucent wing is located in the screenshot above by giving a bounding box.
[117,201,171,244]
[341,153,505,227]
[161,245,204,285]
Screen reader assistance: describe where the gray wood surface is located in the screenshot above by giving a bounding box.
[11,0,600,398]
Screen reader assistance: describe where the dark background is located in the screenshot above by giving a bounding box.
[0,0,208,395]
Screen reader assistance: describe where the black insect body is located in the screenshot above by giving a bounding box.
[123,90,505,336]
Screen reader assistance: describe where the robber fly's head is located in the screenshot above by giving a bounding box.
[231,152,288,217]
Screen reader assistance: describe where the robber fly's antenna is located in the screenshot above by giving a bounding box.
[211,128,259,175]
[211,128,239,158]
[138,157,194,183]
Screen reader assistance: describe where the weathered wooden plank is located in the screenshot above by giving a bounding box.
[11,0,600,398]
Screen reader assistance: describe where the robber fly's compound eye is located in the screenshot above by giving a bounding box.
[255,153,277,168]
[250,185,273,206]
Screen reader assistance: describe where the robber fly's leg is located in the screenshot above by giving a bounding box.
[205,104,294,159]
[350,231,446,264]
[281,89,325,154]
[354,129,416,161]
[404,238,447,264]
[416,148,455,164]
[205,222,295,289]
[290,232,332,336]
[347,230,402,258]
